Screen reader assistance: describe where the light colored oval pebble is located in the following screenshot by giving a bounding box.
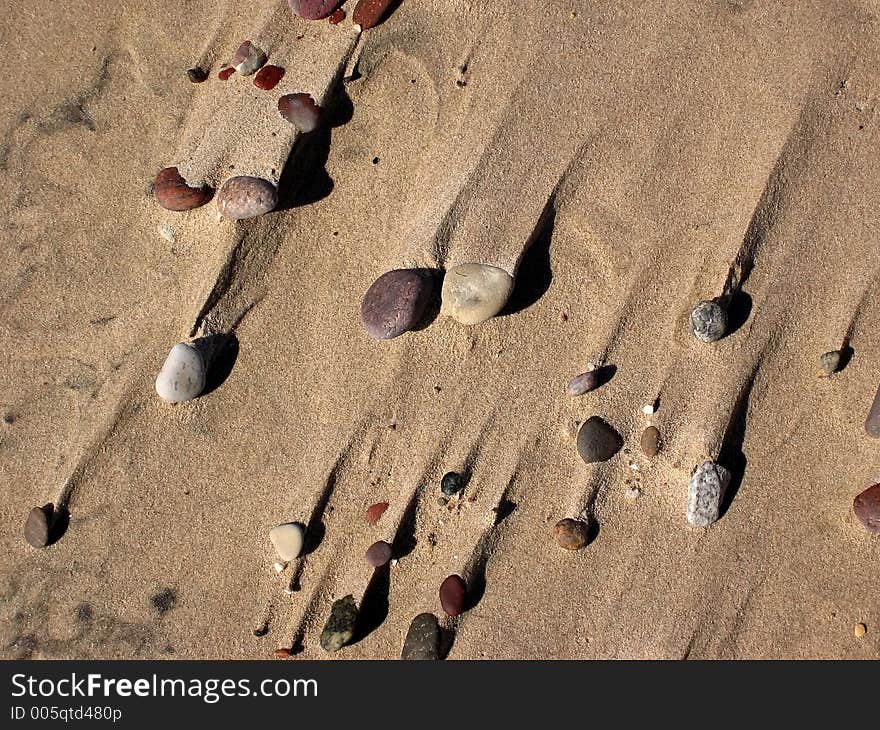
[441,263,514,325]
[269,522,305,561]
[217,176,278,220]
[155,343,206,403]
[566,371,599,396]
[687,461,731,527]
[690,300,727,343]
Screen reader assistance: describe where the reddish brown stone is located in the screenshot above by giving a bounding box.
[361,269,433,340]
[274,647,291,659]
[554,518,589,550]
[366,502,389,525]
[24,506,51,548]
[278,93,322,133]
[328,8,346,24]
[353,0,395,29]
[253,65,285,90]
[288,0,343,20]
[854,483,880,533]
[365,540,393,568]
[641,426,661,458]
[218,67,235,81]
[154,167,213,212]
[439,574,467,617]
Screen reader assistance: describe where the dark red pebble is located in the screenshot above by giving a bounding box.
[328,8,345,24]
[278,93,322,132]
[274,648,291,659]
[353,0,395,29]
[854,483,880,533]
[218,67,235,81]
[439,574,467,617]
[366,502,389,525]
[153,167,213,212]
[253,65,285,90]
[288,0,343,20]
[365,540,393,568]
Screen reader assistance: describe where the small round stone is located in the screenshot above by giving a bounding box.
[820,350,842,376]
[553,518,589,550]
[320,595,358,652]
[640,426,661,458]
[274,647,292,659]
[566,370,599,396]
[217,176,278,220]
[853,483,880,533]
[360,269,433,339]
[269,522,305,561]
[328,8,346,23]
[231,40,267,76]
[186,67,208,83]
[24,506,51,548]
[576,416,623,464]
[854,623,867,638]
[690,300,727,343]
[288,0,344,20]
[365,540,392,568]
[401,613,440,660]
[253,65,285,90]
[366,501,389,525]
[153,167,213,212]
[278,93,322,133]
[155,342,206,403]
[441,263,514,325]
[353,0,395,29]
[440,471,463,497]
[439,574,467,617]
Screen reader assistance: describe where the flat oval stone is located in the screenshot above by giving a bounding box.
[232,40,267,76]
[640,425,661,457]
[155,342,206,403]
[865,385,880,438]
[554,518,589,550]
[566,370,599,396]
[253,65,285,90]
[24,506,51,548]
[154,167,213,211]
[687,461,731,527]
[439,574,467,617]
[320,595,358,652]
[360,269,433,339]
[366,501,389,525]
[576,416,623,464]
[353,0,395,29]
[288,0,343,20]
[278,93,322,133]
[441,263,514,325]
[365,540,392,567]
[217,176,278,220]
[853,484,880,533]
[440,471,463,497]
[690,300,727,343]
[401,613,440,660]
[269,522,305,561]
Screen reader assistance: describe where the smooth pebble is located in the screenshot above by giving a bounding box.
[232,41,267,76]
[365,501,389,525]
[855,623,867,638]
[553,518,589,550]
[365,540,393,568]
[186,67,208,83]
[253,65,285,90]
[690,299,727,343]
[576,416,623,464]
[567,371,599,396]
[439,574,467,617]
[353,0,394,29]
[288,0,343,19]
[360,269,433,339]
[440,471,463,497]
[320,595,358,652]
[441,263,514,325]
[640,426,661,457]
[217,176,278,220]
[278,93,322,133]
[24,505,51,548]
[687,461,730,527]
[820,350,842,376]
[865,384,880,438]
[401,613,440,660]
[269,522,305,561]
[154,167,213,212]
[853,483,880,533]
[155,342,206,403]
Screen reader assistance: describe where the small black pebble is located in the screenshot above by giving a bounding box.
[372,157,380,165]
[441,471,463,497]
[3,412,14,424]
[186,67,208,83]
[151,588,177,615]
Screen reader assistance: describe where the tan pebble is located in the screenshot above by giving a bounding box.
[640,426,661,457]
[854,623,867,638]
[553,518,590,551]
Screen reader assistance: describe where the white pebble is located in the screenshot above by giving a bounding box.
[155,342,206,403]
[273,562,285,573]
[625,486,641,500]
[642,403,655,416]
[586,362,597,372]
[269,523,305,561]
[629,462,640,471]
[157,222,176,244]
[390,559,398,567]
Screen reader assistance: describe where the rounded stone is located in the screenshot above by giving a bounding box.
[576,416,623,464]
[269,522,305,561]
[439,574,467,617]
[365,540,392,568]
[186,67,208,83]
[566,370,599,396]
[865,385,880,438]
[853,483,880,533]
[274,647,292,659]
[690,300,727,343]
[320,595,358,652]
[278,93,322,133]
[366,501,389,525]
[441,263,514,325]
[640,426,661,458]
[288,0,344,20]
[24,506,51,548]
[855,623,868,638]
[554,518,589,550]
[360,269,433,339]
[353,0,395,29]
[820,350,842,376]
[687,461,731,527]
[253,65,285,90]
[154,167,213,212]
[440,471,463,497]
[217,176,278,220]
[231,40,267,76]
[155,342,206,403]
[401,613,440,660]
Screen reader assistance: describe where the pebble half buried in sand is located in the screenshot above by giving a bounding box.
[554,518,589,550]
[687,461,731,527]
[155,342,206,403]
[440,471,464,497]
[232,41,267,76]
[441,263,514,325]
[576,416,623,464]
[366,501,389,525]
[269,523,305,561]
[360,269,433,340]
[154,167,213,211]
[278,93,322,133]
[288,0,343,20]
[353,0,395,29]
[401,613,441,660]
[217,176,278,220]
[439,574,467,617]
[820,350,842,376]
[320,595,359,652]
[865,384,880,437]
[853,483,880,533]
[690,299,727,343]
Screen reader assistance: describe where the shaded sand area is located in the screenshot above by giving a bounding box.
[2,0,880,659]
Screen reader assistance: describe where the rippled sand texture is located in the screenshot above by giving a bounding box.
[2,0,880,659]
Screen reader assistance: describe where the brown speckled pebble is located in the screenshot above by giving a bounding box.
[365,540,393,567]
[553,518,589,550]
[353,0,395,29]
[854,483,880,533]
[154,167,213,211]
[640,426,661,457]
[439,574,467,617]
[361,269,433,339]
[217,176,278,220]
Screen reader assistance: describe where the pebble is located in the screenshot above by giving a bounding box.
[365,540,393,568]
[401,613,440,660]
[231,41,267,76]
[566,370,599,396]
[625,486,641,501]
[865,385,880,438]
[353,0,394,29]
[218,67,235,81]
[441,263,514,325]
[576,416,623,464]
[155,342,206,403]
[278,93,323,133]
[642,403,656,416]
[328,8,346,24]
[820,350,842,376]
[640,425,661,457]
[440,471,463,497]
[274,647,292,659]
[156,222,176,244]
[320,595,358,652]
[186,67,208,83]
[439,574,467,617]
[153,167,213,212]
[853,483,880,533]
[366,501,389,525]
[24,506,51,548]
[690,299,727,343]
[217,176,278,220]
[269,522,305,561]
[288,0,344,20]
[854,623,867,638]
[687,461,731,527]
[553,518,589,550]
[360,269,433,339]
[253,65,285,90]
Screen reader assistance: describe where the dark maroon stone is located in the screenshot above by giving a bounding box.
[854,484,880,533]
[353,0,395,29]
[278,93,322,133]
[361,269,433,340]
[439,574,467,617]
[24,505,51,548]
[865,385,880,437]
[253,65,285,90]
[288,0,343,20]
[365,540,393,568]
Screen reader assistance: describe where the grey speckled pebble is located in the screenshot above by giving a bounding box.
[687,461,731,527]
[320,595,359,652]
[401,613,440,660]
[690,300,727,343]
[217,176,278,220]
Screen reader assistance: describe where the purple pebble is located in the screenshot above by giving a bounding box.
[288,0,344,20]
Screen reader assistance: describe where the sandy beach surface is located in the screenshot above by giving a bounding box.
[2,0,880,659]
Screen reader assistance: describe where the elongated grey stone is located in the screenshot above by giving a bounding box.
[401,613,440,660]
[687,461,730,527]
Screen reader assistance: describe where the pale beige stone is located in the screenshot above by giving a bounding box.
[441,263,514,325]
